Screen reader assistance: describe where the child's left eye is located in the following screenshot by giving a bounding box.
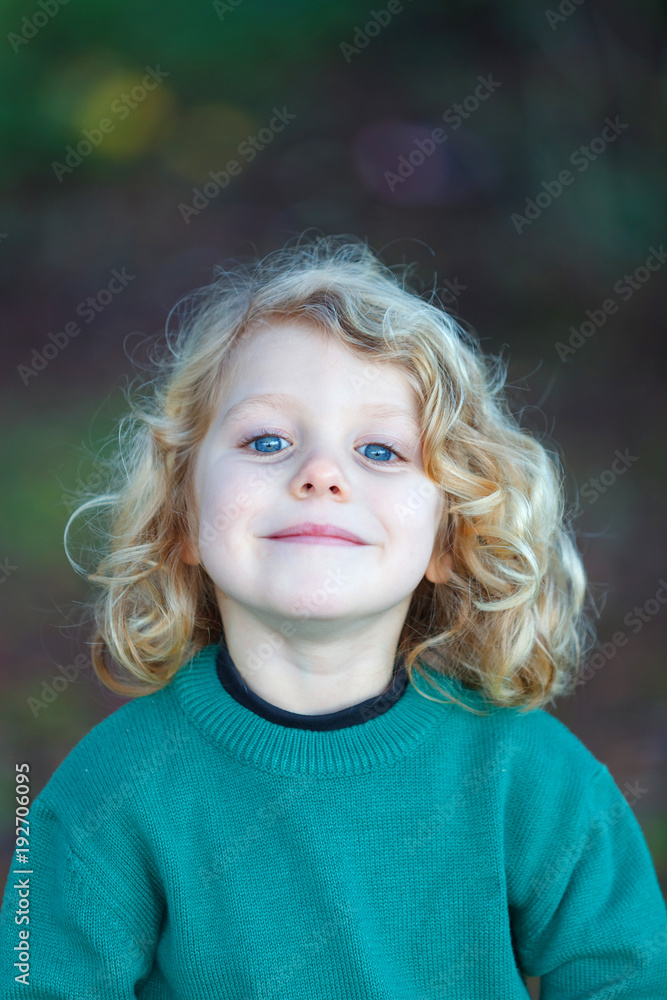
[359,442,403,464]
[237,431,405,465]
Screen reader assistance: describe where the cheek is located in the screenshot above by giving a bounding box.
[381,477,442,535]
[197,466,249,552]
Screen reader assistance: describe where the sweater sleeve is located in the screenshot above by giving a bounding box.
[0,797,158,999]
[508,762,667,998]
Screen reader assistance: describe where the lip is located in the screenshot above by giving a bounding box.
[264,522,367,545]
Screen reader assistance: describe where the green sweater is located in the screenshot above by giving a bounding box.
[2,641,667,998]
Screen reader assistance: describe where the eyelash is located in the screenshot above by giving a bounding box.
[237,428,406,465]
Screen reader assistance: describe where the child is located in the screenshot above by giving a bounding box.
[2,233,666,998]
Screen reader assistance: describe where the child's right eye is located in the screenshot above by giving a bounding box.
[237,430,289,454]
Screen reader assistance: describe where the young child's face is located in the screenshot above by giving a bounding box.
[184,319,451,632]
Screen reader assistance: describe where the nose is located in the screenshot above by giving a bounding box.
[289,453,350,498]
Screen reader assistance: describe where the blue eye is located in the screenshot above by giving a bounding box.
[244,432,286,454]
[359,442,394,463]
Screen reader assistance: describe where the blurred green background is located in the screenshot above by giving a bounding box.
[1,1,666,994]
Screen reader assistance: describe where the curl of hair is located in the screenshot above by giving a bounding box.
[64,232,596,713]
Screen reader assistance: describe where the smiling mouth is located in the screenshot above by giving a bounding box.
[265,535,364,546]
[264,522,367,544]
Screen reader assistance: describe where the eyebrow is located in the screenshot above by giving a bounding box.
[220,392,420,429]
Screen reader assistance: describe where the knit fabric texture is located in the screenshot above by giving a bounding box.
[2,641,667,998]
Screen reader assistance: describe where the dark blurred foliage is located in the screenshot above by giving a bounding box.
[1,3,666,990]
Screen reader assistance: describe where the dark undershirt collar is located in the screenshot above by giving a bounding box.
[215,634,408,731]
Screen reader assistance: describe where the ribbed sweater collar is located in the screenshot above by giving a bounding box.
[170,642,469,776]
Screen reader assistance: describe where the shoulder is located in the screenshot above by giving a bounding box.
[485,699,610,826]
[498,697,602,755]
[427,668,607,789]
[500,703,606,781]
[20,685,188,942]
[34,675,196,832]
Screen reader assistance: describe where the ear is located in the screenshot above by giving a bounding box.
[424,547,453,585]
[178,536,199,566]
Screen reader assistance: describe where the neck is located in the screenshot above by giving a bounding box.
[216,596,410,715]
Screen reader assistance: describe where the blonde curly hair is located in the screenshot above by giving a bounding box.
[64,232,595,714]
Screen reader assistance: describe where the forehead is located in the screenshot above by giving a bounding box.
[217,318,420,418]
